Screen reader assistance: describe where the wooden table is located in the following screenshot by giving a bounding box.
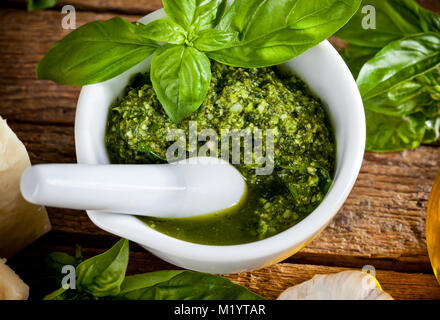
[1,0,440,300]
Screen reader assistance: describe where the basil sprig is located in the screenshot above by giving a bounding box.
[36,0,361,123]
[336,0,440,152]
[357,33,440,100]
[44,239,263,300]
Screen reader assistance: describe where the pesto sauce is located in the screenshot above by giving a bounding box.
[105,61,336,245]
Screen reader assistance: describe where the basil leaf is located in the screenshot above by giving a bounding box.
[365,110,426,152]
[162,0,228,30]
[336,0,440,48]
[424,116,440,144]
[45,252,81,272]
[208,0,361,67]
[363,73,435,116]
[194,29,238,51]
[357,33,440,100]
[43,252,81,293]
[142,19,187,44]
[76,239,129,297]
[116,270,264,300]
[342,44,379,79]
[151,44,211,123]
[36,17,159,86]
[28,0,59,11]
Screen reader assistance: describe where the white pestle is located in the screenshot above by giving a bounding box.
[20,157,246,218]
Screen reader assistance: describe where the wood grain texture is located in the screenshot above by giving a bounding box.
[0,9,141,125]
[228,263,440,300]
[4,0,439,15]
[5,0,163,15]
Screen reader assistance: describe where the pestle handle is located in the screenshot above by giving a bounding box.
[20,158,245,218]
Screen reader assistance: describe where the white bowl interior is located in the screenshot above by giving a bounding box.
[75,10,365,273]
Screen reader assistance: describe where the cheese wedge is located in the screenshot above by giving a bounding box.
[0,116,51,258]
[0,259,29,300]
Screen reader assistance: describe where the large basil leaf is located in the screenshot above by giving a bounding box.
[336,0,440,48]
[162,0,227,30]
[357,33,440,100]
[363,71,437,116]
[116,270,264,300]
[36,17,159,86]
[194,29,238,51]
[208,0,362,67]
[365,110,426,152]
[150,44,211,123]
[76,239,129,297]
[28,0,59,11]
[142,19,187,44]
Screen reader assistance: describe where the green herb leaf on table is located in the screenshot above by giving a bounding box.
[117,270,264,300]
[162,0,228,31]
[28,0,59,11]
[76,238,129,297]
[363,71,437,117]
[335,0,440,49]
[337,0,440,151]
[141,19,187,44]
[207,0,362,68]
[43,239,264,300]
[45,252,82,272]
[151,44,211,123]
[365,110,427,152]
[357,33,440,100]
[43,245,83,293]
[36,17,159,86]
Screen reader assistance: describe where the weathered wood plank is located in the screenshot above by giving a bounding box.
[4,0,439,15]
[228,263,440,300]
[4,0,163,15]
[5,121,440,272]
[0,9,142,124]
[2,1,440,301]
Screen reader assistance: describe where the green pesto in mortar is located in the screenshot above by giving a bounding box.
[105,61,336,245]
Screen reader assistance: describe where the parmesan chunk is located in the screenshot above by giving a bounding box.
[0,259,29,300]
[0,116,51,258]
